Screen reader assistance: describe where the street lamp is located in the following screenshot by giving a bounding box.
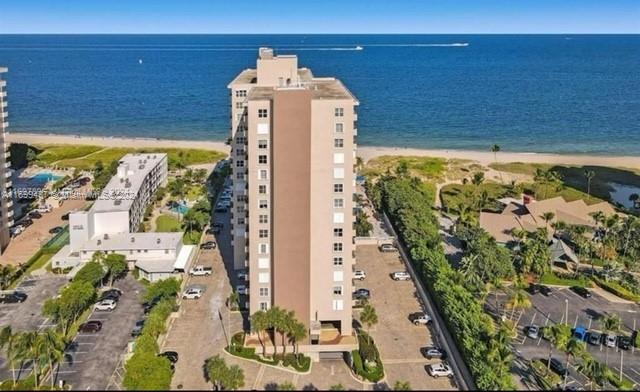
[565,299,569,325]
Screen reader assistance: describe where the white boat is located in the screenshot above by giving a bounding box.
[355,45,363,51]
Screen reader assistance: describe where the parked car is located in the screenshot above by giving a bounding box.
[159,351,179,364]
[61,213,70,221]
[182,288,203,299]
[573,326,588,342]
[353,288,370,300]
[379,243,398,252]
[78,320,103,333]
[143,297,161,314]
[99,288,123,301]
[21,218,33,227]
[131,320,145,337]
[212,222,224,229]
[604,334,617,348]
[0,291,27,304]
[618,335,632,350]
[200,241,217,250]
[588,331,602,346]
[10,226,24,237]
[410,312,432,325]
[391,271,411,281]
[214,206,228,213]
[189,265,213,276]
[236,271,248,281]
[37,205,52,213]
[539,285,552,296]
[420,347,447,360]
[206,226,221,235]
[236,285,248,295]
[571,286,591,298]
[426,363,453,378]
[49,226,64,234]
[28,211,42,219]
[548,358,568,377]
[94,299,117,311]
[353,270,366,281]
[528,284,540,295]
[527,325,540,339]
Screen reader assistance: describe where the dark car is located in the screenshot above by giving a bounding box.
[571,286,591,298]
[49,226,64,234]
[588,331,602,346]
[618,336,632,350]
[353,288,370,299]
[539,285,552,296]
[28,211,42,219]
[131,320,145,337]
[61,213,70,221]
[420,346,447,360]
[214,206,228,213]
[21,218,33,227]
[143,297,162,314]
[100,288,123,301]
[79,320,103,333]
[528,284,540,295]
[0,291,27,304]
[548,358,568,377]
[159,351,179,364]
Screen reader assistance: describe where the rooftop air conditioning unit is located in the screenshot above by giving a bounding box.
[104,233,109,240]
[131,237,135,243]
[97,240,102,245]
[156,238,161,244]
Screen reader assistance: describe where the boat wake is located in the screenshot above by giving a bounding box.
[365,43,469,47]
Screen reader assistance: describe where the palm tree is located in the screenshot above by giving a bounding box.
[491,144,503,183]
[630,193,639,209]
[506,288,531,322]
[0,326,17,386]
[287,321,307,363]
[578,354,609,391]
[228,291,240,311]
[223,364,245,391]
[206,355,227,391]
[251,310,268,357]
[360,304,378,343]
[541,212,555,228]
[38,329,66,388]
[487,342,513,380]
[602,314,621,365]
[0,265,14,290]
[584,170,596,200]
[14,331,40,387]
[471,172,485,188]
[562,339,585,389]
[543,324,571,370]
[393,380,412,390]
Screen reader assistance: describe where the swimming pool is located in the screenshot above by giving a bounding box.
[170,204,189,214]
[31,172,63,182]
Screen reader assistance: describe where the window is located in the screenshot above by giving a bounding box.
[333,256,343,266]
[258,185,267,194]
[259,229,269,238]
[236,173,245,180]
[236,149,245,156]
[236,137,246,144]
[259,243,269,254]
[332,299,344,311]
[258,109,268,118]
[333,270,344,282]
[259,200,268,209]
[334,184,343,193]
[333,153,344,164]
[334,138,344,148]
[258,155,267,164]
[333,286,343,295]
[259,273,270,283]
[235,90,247,97]
[333,168,345,179]
[259,287,269,297]
[259,214,268,224]
[260,302,269,311]
[335,108,344,117]
[333,242,343,252]
[236,206,244,213]
[334,228,343,237]
[335,123,344,133]
[257,123,269,134]
[258,257,270,268]
[258,139,268,149]
[237,218,245,225]
[235,160,244,168]
[235,102,244,109]
[333,212,344,223]
[259,170,268,180]
[334,198,344,208]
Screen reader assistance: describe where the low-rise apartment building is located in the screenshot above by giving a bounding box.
[53,153,195,281]
[0,68,13,254]
[228,48,359,357]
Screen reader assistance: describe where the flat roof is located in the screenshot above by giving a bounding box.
[80,232,182,252]
[91,153,167,213]
[247,78,357,102]
[0,67,7,74]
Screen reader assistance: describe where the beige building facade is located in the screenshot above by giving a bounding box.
[0,68,13,253]
[228,48,358,355]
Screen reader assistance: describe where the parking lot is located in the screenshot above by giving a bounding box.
[489,285,640,389]
[50,275,144,390]
[354,244,456,390]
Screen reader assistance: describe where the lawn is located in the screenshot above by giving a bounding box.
[362,155,447,181]
[539,272,591,288]
[440,182,511,214]
[155,214,181,232]
[33,144,227,171]
[186,184,205,201]
[34,144,104,165]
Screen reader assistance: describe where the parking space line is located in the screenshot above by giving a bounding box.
[612,366,640,386]
[573,314,579,328]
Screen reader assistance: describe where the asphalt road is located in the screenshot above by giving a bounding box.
[381,211,475,390]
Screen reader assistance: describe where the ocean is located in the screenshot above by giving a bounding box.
[0,34,638,155]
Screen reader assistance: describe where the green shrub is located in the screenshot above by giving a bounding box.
[530,359,561,390]
[352,332,384,382]
[592,277,640,302]
[123,351,172,390]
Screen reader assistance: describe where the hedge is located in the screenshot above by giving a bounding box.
[225,341,310,372]
[530,359,561,390]
[592,277,640,303]
[352,332,384,382]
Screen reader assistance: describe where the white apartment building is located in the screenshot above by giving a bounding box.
[53,153,195,281]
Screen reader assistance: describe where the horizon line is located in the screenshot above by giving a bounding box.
[1,32,639,36]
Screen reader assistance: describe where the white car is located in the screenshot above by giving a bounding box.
[37,205,52,213]
[392,271,411,281]
[380,243,398,252]
[410,312,432,325]
[237,285,248,295]
[94,299,117,311]
[353,270,366,281]
[182,288,203,299]
[237,272,248,281]
[427,363,453,378]
[605,334,617,348]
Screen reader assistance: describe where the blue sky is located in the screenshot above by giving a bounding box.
[1,0,638,34]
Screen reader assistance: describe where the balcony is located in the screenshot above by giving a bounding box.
[1,122,8,129]
[0,101,6,109]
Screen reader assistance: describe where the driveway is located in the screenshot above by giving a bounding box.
[354,245,456,390]
[51,275,145,390]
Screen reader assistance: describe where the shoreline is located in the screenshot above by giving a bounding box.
[6,132,640,170]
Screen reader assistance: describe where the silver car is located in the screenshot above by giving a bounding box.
[526,325,540,339]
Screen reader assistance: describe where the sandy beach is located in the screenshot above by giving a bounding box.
[7,132,640,170]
